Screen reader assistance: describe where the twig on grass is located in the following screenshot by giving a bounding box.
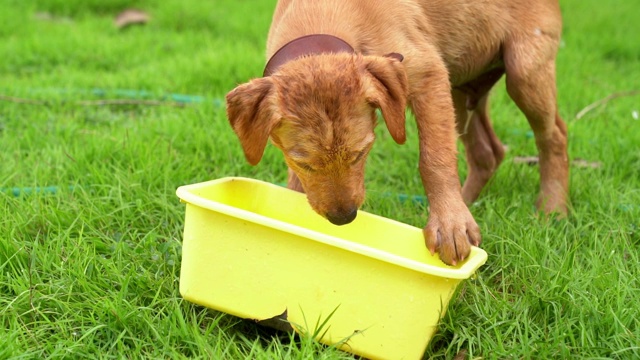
[76,99,186,107]
[0,95,45,104]
[0,94,187,108]
[64,149,77,163]
[513,156,603,168]
[575,90,640,120]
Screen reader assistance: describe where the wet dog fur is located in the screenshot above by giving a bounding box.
[226,0,569,265]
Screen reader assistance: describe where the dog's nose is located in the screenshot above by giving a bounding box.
[326,207,358,226]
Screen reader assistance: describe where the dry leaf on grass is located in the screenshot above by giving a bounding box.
[114,9,150,29]
[453,349,468,360]
[34,12,73,23]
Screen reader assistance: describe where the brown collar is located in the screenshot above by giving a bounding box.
[263,34,355,77]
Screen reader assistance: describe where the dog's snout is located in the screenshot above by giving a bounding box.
[326,207,358,226]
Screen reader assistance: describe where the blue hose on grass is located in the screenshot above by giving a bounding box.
[8,184,637,213]
[3,186,76,197]
[3,184,427,205]
[5,87,629,211]
[5,87,224,106]
[3,88,425,203]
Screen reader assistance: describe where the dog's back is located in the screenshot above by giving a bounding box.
[267,0,561,85]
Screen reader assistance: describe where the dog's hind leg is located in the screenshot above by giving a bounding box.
[453,90,505,205]
[504,26,569,215]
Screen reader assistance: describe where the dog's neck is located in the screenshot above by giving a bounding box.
[263,34,354,77]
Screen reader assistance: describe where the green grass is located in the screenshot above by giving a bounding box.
[1,0,639,358]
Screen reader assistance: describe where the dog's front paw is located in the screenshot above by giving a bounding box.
[423,203,482,265]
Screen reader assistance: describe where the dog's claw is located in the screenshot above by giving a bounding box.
[424,204,481,265]
[424,227,440,256]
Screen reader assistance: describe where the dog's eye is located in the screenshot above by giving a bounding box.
[350,150,366,165]
[296,162,315,172]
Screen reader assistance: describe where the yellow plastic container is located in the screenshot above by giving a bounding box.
[176,177,487,360]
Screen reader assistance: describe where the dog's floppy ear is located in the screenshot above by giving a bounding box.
[363,53,409,144]
[226,77,280,165]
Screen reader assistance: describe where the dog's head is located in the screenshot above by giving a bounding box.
[226,53,408,225]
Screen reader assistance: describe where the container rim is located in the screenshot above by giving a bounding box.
[176,177,487,280]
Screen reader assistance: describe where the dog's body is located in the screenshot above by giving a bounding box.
[227,0,568,265]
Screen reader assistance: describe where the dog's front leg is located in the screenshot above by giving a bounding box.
[287,168,305,193]
[410,63,481,265]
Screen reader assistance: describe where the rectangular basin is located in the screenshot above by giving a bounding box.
[176,177,487,359]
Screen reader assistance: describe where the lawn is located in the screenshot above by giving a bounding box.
[1,0,639,359]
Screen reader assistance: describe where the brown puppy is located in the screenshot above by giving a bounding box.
[226,0,568,265]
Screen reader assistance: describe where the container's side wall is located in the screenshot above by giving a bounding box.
[179,203,462,360]
[180,203,292,319]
